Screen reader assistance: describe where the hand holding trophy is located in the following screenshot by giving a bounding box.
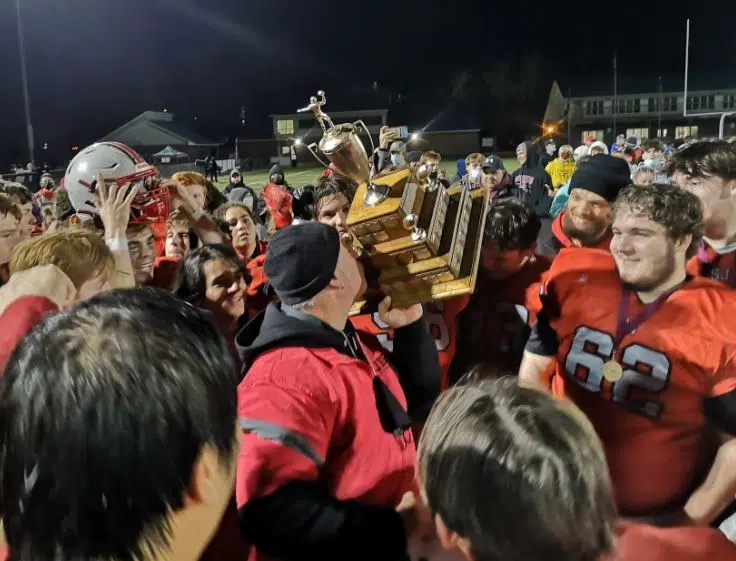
[297,91,489,312]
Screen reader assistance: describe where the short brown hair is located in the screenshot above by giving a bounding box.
[642,138,664,152]
[167,210,190,230]
[9,230,115,289]
[465,153,485,166]
[126,222,152,237]
[213,202,257,224]
[313,173,357,217]
[613,184,703,257]
[419,151,441,164]
[419,377,616,561]
[0,181,32,205]
[662,140,736,182]
[171,171,206,187]
[0,194,21,222]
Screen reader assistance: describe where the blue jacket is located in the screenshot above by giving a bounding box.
[550,180,570,218]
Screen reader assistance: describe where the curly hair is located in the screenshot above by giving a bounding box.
[0,181,33,205]
[661,140,736,181]
[0,193,21,221]
[613,184,703,257]
[484,199,541,251]
[313,173,357,218]
[171,171,206,188]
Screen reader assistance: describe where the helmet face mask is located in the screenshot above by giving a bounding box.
[65,142,169,224]
[129,183,171,224]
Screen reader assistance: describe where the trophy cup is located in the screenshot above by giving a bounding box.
[298,91,489,310]
[297,91,393,207]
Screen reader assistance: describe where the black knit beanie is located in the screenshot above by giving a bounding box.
[264,222,340,305]
[569,154,632,202]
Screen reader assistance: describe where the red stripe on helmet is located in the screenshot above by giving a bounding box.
[106,142,145,164]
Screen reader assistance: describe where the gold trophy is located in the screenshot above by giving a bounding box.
[298,91,393,206]
[298,91,489,310]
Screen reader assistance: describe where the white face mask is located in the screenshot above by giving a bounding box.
[390,153,405,167]
[469,168,482,181]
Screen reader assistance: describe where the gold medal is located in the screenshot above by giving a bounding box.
[602,360,624,383]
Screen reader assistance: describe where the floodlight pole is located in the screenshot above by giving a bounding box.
[682,18,723,121]
[684,19,689,117]
[657,76,663,136]
[612,53,618,137]
[567,88,572,143]
[15,0,35,168]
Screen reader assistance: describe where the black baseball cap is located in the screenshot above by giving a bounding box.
[482,155,505,173]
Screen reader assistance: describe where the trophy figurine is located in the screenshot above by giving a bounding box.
[297,91,390,206]
[298,91,489,310]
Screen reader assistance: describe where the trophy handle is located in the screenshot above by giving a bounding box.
[353,120,376,154]
[306,142,331,169]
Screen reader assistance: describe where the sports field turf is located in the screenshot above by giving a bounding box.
[216,159,519,190]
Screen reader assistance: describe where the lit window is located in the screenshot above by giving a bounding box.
[675,125,699,139]
[276,120,295,135]
[626,128,649,139]
[581,130,604,143]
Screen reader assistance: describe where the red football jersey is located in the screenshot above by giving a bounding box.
[613,522,736,561]
[450,257,550,381]
[687,242,736,289]
[542,248,736,516]
[351,297,468,390]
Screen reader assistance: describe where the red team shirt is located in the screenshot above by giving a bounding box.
[353,259,550,388]
[351,297,468,390]
[538,248,736,516]
[450,257,550,381]
[687,242,736,289]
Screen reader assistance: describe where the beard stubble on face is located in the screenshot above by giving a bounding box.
[562,211,610,247]
[619,241,677,294]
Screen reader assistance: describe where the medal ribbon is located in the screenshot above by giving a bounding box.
[613,288,672,351]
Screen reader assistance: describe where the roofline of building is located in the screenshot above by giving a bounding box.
[571,112,731,123]
[98,111,152,142]
[568,88,736,101]
[102,109,173,139]
[99,110,216,146]
[269,109,388,119]
[420,129,481,134]
[147,121,194,145]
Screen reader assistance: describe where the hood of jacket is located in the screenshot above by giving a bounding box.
[236,301,356,370]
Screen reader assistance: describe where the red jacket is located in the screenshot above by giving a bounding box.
[0,296,58,373]
[234,302,417,560]
[613,522,736,561]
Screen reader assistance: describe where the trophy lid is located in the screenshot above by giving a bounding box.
[319,124,356,154]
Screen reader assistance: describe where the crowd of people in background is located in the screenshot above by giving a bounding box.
[0,128,736,561]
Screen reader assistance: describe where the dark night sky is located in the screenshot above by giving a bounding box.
[0,0,733,168]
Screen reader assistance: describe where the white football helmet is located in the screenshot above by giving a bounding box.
[64,142,168,223]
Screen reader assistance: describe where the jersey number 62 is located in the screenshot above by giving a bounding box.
[564,326,672,419]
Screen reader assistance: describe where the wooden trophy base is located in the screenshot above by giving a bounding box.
[348,169,412,245]
[353,187,490,310]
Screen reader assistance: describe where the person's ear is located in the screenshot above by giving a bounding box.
[725,179,736,198]
[186,446,219,506]
[675,234,693,254]
[328,275,344,290]
[435,514,476,561]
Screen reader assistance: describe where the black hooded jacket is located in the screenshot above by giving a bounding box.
[509,141,554,218]
[234,302,440,561]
